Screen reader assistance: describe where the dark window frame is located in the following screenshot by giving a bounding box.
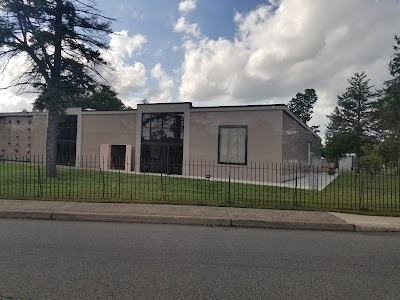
[140,112,185,175]
[218,125,248,165]
[57,115,77,165]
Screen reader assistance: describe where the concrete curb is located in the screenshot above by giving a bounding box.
[231,219,355,231]
[0,210,53,220]
[0,209,354,231]
[355,225,400,232]
[1,209,399,232]
[328,212,400,232]
[52,212,232,227]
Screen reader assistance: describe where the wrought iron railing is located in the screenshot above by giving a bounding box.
[1,155,399,212]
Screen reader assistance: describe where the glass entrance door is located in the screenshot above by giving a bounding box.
[57,115,77,165]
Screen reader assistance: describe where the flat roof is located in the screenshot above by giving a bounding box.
[0,112,46,117]
[0,102,288,115]
[0,102,321,140]
[137,102,287,109]
[191,103,287,109]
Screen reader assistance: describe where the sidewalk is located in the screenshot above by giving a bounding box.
[0,199,399,232]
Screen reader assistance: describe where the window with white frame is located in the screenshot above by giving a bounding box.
[218,125,248,165]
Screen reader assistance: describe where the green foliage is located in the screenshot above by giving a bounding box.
[325,72,379,161]
[389,35,400,78]
[358,144,383,174]
[0,0,115,176]
[73,85,127,111]
[323,132,351,161]
[379,136,399,169]
[0,0,113,102]
[34,84,82,113]
[377,36,400,171]
[288,88,318,124]
[310,125,320,134]
[36,85,87,112]
[34,84,128,112]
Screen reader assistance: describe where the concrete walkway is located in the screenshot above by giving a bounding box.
[0,199,399,232]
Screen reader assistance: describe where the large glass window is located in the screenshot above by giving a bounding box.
[218,125,248,165]
[141,113,184,142]
[141,112,184,175]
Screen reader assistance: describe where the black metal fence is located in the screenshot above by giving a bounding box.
[1,155,399,212]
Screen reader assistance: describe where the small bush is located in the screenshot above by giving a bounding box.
[358,144,383,175]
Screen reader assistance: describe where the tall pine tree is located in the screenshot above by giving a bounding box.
[378,35,400,172]
[325,72,378,162]
[0,0,114,177]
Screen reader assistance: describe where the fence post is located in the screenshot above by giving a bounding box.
[358,171,364,210]
[228,170,231,204]
[160,167,166,201]
[38,156,43,197]
[293,164,298,206]
[99,157,105,198]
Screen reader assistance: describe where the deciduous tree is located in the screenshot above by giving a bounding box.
[73,85,126,111]
[288,88,319,133]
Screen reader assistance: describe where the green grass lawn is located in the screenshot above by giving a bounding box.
[1,161,399,213]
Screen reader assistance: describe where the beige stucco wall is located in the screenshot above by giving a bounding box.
[0,115,32,160]
[0,114,46,160]
[31,114,47,158]
[80,112,137,168]
[188,109,283,182]
[189,109,283,162]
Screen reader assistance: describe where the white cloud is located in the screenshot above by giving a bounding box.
[177,0,400,137]
[0,53,36,112]
[174,16,201,38]
[100,30,148,97]
[174,0,201,39]
[0,30,149,111]
[178,0,197,15]
[105,30,146,61]
[145,63,174,103]
[0,95,34,112]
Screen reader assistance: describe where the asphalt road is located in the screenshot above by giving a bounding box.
[0,219,399,300]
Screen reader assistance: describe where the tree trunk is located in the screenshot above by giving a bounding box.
[46,109,60,177]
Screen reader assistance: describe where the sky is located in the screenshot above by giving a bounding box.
[1,0,400,138]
